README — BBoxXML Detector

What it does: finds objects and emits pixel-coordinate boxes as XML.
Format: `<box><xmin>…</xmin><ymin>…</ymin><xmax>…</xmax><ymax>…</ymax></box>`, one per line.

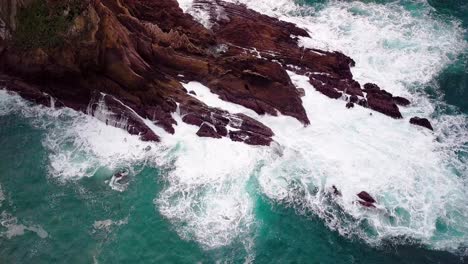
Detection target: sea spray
<box><xmin>0</xmin><ymin>0</ymin><xmax>465</xmax><ymax>259</ymax></box>
<box><xmin>0</xmin><ymin>90</ymin><xmax>163</xmax><ymax>181</ymax></box>
<box><xmin>176</xmin><ymin>74</ymin><xmax>467</xmax><ymax>252</ymax></box>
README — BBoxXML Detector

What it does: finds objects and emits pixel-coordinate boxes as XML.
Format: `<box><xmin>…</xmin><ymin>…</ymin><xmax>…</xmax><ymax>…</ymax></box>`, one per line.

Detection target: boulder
<box><xmin>196</xmin><ymin>123</ymin><xmax>221</xmax><ymax>138</ymax></box>
<box><xmin>410</xmin><ymin>117</ymin><xmax>433</xmax><ymax>131</ymax></box>
<box><xmin>357</xmin><ymin>191</ymin><xmax>376</xmax><ymax>204</ymax></box>
<box><xmin>346</xmin><ymin>102</ymin><xmax>354</xmax><ymax>109</ymax></box>
<box><xmin>393</xmin><ymin>96</ymin><xmax>411</xmax><ymax>106</ymax></box>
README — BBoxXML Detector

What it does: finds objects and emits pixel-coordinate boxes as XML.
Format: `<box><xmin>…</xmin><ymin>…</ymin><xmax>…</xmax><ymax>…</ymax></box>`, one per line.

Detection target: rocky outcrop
<box><xmin>357</xmin><ymin>191</ymin><xmax>376</xmax><ymax>208</ymax></box>
<box><xmin>0</xmin><ymin>0</ymin><xmax>416</xmax><ymax>145</ymax></box>
<box><xmin>410</xmin><ymin>117</ymin><xmax>433</xmax><ymax>131</ymax></box>
<box><xmin>346</xmin><ymin>102</ymin><xmax>354</xmax><ymax>109</ymax></box>
<box><xmin>363</xmin><ymin>83</ymin><xmax>403</xmax><ymax>119</ymax></box>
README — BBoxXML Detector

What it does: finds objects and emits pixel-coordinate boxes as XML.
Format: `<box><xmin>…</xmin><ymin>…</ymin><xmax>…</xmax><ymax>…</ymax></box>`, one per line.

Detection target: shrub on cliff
<box><xmin>14</xmin><ymin>0</ymin><xmax>86</xmax><ymax>49</ymax></box>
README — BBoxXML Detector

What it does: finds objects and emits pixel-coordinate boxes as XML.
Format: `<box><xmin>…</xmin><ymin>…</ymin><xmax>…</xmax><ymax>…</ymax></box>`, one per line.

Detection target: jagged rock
<box><xmin>357</xmin><ymin>191</ymin><xmax>376</xmax><ymax>204</ymax></box>
<box><xmin>363</xmin><ymin>83</ymin><xmax>411</xmax><ymax>118</ymax></box>
<box><xmin>196</xmin><ymin>123</ymin><xmax>221</xmax><ymax>138</ymax></box>
<box><xmin>310</xmin><ymin>76</ymin><xmax>343</xmax><ymax>99</ymax></box>
<box><xmin>229</xmin><ymin>130</ymin><xmax>272</xmax><ymax>146</ymax></box>
<box><xmin>87</xmin><ymin>92</ymin><xmax>161</xmax><ymax>142</ymax></box>
<box><xmin>410</xmin><ymin>117</ymin><xmax>433</xmax><ymax>131</ymax></box>
<box><xmin>393</xmin><ymin>96</ymin><xmax>411</xmax><ymax>106</ymax></box>
<box><xmin>215</xmin><ymin>124</ymin><xmax>228</xmax><ymax>137</ymax></box>
<box><xmin>350</xmin><ymin>95</ymin><xmax>358</xmax><ymax>103</ymax></box>
<box><xmin>367</xmin><ymin>94</ymin><xmax>402</xmax><ymax>119</ymax></box>
<box><xmin>364</xmin><ymin>83</ymin><xmax>402</xmax><ymax>119</ymax></box>
<box><xmin>0</xmin><ymin>0</ymin><xmax>406</xmax><ymax>145</ymax></box>
<box><xmin>358</xmin><ymin>98</ymin><xmax>368</xmax><ymax>107</ymax></box>
<box><xmin>346</xmin><ymin>102</ymin><xmax>354</xmax><ymax>109</ymax></box>
<box><xmin>363</xmin><ymin>83</ymin><xmax>381</xmax><ymax>93</ymax></box>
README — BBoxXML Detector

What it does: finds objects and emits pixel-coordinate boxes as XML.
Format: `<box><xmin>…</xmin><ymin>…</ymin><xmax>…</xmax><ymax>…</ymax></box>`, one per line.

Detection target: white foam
<box><xmin>177</xmin><ymin>0</ymin><xmax>194</xmax><ymax>12</ymax></box>
<box><xmin>156</xmin><ymin>103</ymin><xmax>267</xmax><ymax>250</ymax></box>
<box><xmin>176</xmin><ymin>0</ymin><xmax>213</xmax><ymax>29</ymax></box>
<box><xmin>197</xmin><ymin>0</ymin><xmax>467</xmax><ymax>251</ymax></box>
<box><xmin>0</xmin><ymin>212</ymin><xmax>48</xmax><ymax>239</ymax></box>
<box><xmin>148</xmin><ymin>67</ymin><xmax>465</xmax><ymax>253</ymax></box>
<box><xmin>0</xmin><ymin>185</ymin><xmax>4</xmax><ymax>207</ymax></box>
<box><xmin>0</xmin><ymin>90</ymin><xmax>163</xmax><ymax>181</ymax></box>
<box><xmin>177</xmin><ymin>72</ymin><xmax>468</xmax><ymax>250</ymax></box>
<box><xmin>93</xmin><ymin>217</ymin><xmax>128</xmax><ymax>233</ymax></box>
<box><xmin>1</xmin><ymin>0</ymin><xmax>467</xmax><ymax>254</ymax></box>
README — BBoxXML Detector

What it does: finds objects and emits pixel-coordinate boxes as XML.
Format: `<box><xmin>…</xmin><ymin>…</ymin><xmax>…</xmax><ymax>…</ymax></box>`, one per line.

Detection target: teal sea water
<box><xmin>0</xmin><ymin>0</ymin><xmax>467</xmax><ymax>263</ymax></box>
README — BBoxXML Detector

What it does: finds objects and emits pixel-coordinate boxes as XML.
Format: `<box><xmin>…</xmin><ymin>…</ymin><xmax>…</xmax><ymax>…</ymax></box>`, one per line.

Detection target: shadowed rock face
<box><xmin>410</xmin><ymin>117</ymin><xmax>434</xmax><ymax>131</ymax></box>
<box><xmin>357</xmin><ymin>191</ymin><xmax>376</xmax><ymax>208</ymax></box>
<box><xmin>0</xmin><ymin>0</ymin><xmax>413</xmax><ymax>145</ymax></box>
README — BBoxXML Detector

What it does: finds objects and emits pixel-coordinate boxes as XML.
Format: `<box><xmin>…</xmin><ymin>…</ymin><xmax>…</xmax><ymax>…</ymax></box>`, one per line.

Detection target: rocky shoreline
<box><xmin>0</xmin><ymin>0</ymin><xmax>432</xmax><ymax>146</ymax></box>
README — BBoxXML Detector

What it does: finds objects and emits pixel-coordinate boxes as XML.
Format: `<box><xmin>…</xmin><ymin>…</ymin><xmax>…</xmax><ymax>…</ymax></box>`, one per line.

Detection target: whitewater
<box><xmin>0</xmin><ymin>0</ymin><xmax>467</xmax><ymax>261</ymax></box>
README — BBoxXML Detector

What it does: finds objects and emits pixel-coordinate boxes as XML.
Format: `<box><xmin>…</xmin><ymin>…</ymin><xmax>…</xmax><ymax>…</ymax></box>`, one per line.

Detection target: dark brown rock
<box><xmin>0</xmin><ymin>0</ymin><xmax>404</xmax><ymax>145</ymax></box>
<box><xmin>410</xmin><ymin>117</ymin><xmax>433</xmax><ymax>131</ymax></box>
<box><xmin>364</xmin><ymin>85</ymin><xmax>402</xmax><ymax>119</ymax></box>
<box><xmin>229</xmin><ymin>130</ymin><xmax>272</xmax><ymax>146</ymax></box>
<box><xmin>393</xmin><ymin>96</ymin><xmax>411</xmax><ymax>106</ymax></box>
<box><xmin>215</xmin><ymin>124</ymin><xmax>228</xmax><ymax>137</ymax></box>
<box><xmin>357</xmin><ymin>99</ymin><xmax>368</xmax><ymax>107</ymax></box>
<box><xmin>363</xmin><ymin>83</ymin><xmax>381</xmax><ymax>93</ymax></box>
<box><xmin>357</xmin><ymin>191</ymin><xmax>376</xmax><ymax>204</ymax></box>
<box><xmin>346</xmin><ymin>102</ymin><xmax>354</xmax><ymax>109</ymax></box>
<box><xmin>197</xmin><ymin>123</ymin><xmax>221</xmax><ymax>138</ymax></box>
<box><xmin>87</xmin><ymin>93</ymin><xmax>161</xmax><ymax>142</ymax></box>
<box><xmin>367</xmin><ymin>94</ymin><xmax>402</xmax><ymax>119</ymax></box>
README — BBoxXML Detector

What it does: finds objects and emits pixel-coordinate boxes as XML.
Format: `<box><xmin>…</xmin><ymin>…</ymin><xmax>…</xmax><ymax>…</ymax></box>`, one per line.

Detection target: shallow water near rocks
<box><xmin>0</xmin><ymin>0</ymin><xmax>467</xmax><ymax>263</ymax></box>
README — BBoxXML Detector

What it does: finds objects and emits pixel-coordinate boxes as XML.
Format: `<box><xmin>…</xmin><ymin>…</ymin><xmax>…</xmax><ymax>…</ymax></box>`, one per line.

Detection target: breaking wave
<box><xmin>0</xmin><ymin>0</ymin><xmax>467</xmax><ymax>257</ymax></box>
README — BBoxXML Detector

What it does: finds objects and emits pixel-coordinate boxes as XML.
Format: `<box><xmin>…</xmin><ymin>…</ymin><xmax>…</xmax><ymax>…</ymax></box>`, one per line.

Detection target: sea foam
<box><xmin>0</xmin><ymin>0</ymin><xmax>466</xmax><ymax>254</ymax></box>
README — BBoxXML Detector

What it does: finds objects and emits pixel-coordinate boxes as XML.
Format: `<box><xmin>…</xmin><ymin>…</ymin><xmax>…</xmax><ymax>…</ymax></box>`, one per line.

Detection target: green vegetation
<box><xmin>13</xmin><ymin>0</ymin><xmax>85</xmax><ymax>49</ymax></box>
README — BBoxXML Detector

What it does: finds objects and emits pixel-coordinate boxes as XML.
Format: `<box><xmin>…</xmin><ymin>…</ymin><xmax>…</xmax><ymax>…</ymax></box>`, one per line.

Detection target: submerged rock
<box><xmin>410</xmin><ymin>117</ymin><xmax>433</xmax><ymax>131</ymax></box>
<box><xmin>332</xmin><ymin>185</ymin><xmax>342</xmax><ymax>196</ymax></box>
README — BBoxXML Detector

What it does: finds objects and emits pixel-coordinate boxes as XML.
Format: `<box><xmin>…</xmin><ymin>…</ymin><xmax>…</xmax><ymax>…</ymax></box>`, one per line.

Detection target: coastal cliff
<box><xmin>0</xmin><ymin>0</ymin><xmax>413</xmax><ymax>145</ymax></box>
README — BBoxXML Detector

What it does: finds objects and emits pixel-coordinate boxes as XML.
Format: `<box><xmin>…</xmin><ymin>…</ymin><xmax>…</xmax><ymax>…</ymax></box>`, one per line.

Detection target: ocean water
<box><xmin>0</xmin><ymin>0</ymin><xmax>467</xmax><ymax>263</ymax></box>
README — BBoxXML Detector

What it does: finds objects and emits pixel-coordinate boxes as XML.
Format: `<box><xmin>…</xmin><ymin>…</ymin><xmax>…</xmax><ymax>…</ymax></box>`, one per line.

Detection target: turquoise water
<box><xmin>1</xmin><ymin>0</ymin><xmax>468</xmax><ymax>263</ymax></box>
<box><xmin>0</xmin><ymin>114</ymin><xmax>464</xmax><ymax>263</ymax></box>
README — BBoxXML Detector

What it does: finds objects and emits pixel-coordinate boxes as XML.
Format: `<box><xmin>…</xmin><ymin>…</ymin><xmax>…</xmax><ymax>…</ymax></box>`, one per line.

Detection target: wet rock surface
<box><xmin>410</xmin><ymin>117</ymin><xmax>434</xmax><ymax>131</ymax></box>
<box><xmin>0</xmin><ymin>0</ymin><xmax>415</xmax><ymax>144</ymax></box>
<box><xmin>364</xmin><ymin>83</ymin><xmax>403</xmax><ymax>119</ymax></box>
<box><xmin>357</xmin><ymin>191</ymin><xmax>376</xmax><ymax>208</ymax></box>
